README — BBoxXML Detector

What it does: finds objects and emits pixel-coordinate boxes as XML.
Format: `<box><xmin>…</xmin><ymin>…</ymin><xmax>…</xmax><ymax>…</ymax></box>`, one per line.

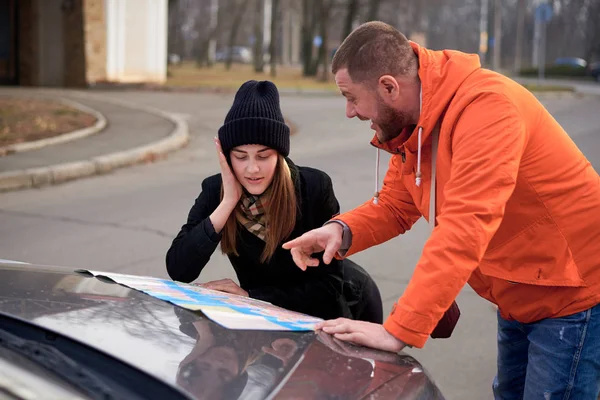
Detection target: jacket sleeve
<box><xmin>334</xmin><ymin>155</ymin><xmax>423</xmax><ymax>257</ymax></box>
<box><xmin>166</xmin><ymin>178</ymin><xmax>222</xmax><ymax>283</ymax></box>
<box><xmin>383</xmin><ymin>93</ymin><xmax>527</xmax><ymax>348</ymax></box>
<box><xmin>249</xmin><ymin>171</ymin><xmax>349</xmax><ymax>320</ymax></box>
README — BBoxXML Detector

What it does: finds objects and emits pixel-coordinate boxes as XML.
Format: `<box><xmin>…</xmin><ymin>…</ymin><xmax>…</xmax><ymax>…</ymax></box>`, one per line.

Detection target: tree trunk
<box><xmin>302</xmin><ymin>0</ymin><xmax>313</xmax><ymax>76</ymax></box>
<box><xmin>269</xmin><ymin>0</ymin><xmax>280</xmax><ymax>76</ymax></box>
<box><xmin>167</xmin><ymin>0</ymin><xmax>180</xmax><ymax>57</ymax></box>
<box><xmin>492</xmin><ymin>0</ymin><xmax>502</xmax><ymax>71</ymax></box>
<box><xmin>207</xmin><ymin>0</ymin><xmax>219</xmax><ymax>67</ymax></box>
<box><xmin>342</xmin><ymin>0</ymin><xmax>359</xmax><ymax>41</ymax></box>
<box><xmin>367</xmin><ymin>0</ymin><xmax>381</xmax><ymax>21</ymax></box>
<box><xmin>308</xmin><ymin>0</ymin><xmax>322</xmax><ymax>76</ymax></box>
<box><xmin>514</xmin><ymin>0</ymin><xmax>525</xmax><ymax>72</ymax></box>
<box><xmin>583</xmin><ymin>0</ymin><xmax>600</xmax><ymax>62</ymax></box>
<box><xmin>317</xmin><ymin>0</ymin><xmax>332</xmax><ymax>81</ymax></box>
<box><xmin>226</xmin><ymin>0</ymin><xmax>252</xmax><ymax>70</ymax></box>
<box><xmin>253</xmin><ymin>0</ymin><xmax>265</xmax><ymax>72</ymax></box>
<box><xmin>196</xmin><ymin>0</ymin><xmax>221</xmax><ymax>68</ymax></box>
<box><xmin>196</xmin><ymin>37</ymin><xmax>210</xmax><ymax>67</ymax></box>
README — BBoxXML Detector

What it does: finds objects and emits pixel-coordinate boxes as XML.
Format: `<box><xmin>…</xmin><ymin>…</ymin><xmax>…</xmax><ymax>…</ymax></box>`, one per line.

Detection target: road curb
<box><xmin>0</xmin><ymin>93</ymin><xmax>190</xmax><ymax>193</ymax></box>
<box><xmin>0</xmin><ymin>95</ymin><xmax>108</xmax><ymax>156</ymax></box>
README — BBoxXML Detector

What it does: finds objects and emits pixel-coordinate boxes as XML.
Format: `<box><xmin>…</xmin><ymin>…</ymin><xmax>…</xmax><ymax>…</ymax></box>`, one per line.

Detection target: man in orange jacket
<box><xmin>283</xmin><ymin>21</ymin><xmax>600</xmax><ymax>399</ymax></box>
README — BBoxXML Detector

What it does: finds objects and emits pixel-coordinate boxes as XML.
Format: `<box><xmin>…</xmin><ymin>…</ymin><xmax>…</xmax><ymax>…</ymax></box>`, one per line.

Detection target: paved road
<box><xmin>1</xmin><ymin>89</ymin><xmax>599</xmax><ymax>399</ymax></box>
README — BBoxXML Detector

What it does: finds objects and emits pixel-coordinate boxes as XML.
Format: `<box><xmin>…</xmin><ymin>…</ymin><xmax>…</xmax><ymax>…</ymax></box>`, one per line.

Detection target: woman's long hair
<box><xmin>220</xmin><ymin>155</ymin><xmax>297</xmax><ymax>263</ymax></box>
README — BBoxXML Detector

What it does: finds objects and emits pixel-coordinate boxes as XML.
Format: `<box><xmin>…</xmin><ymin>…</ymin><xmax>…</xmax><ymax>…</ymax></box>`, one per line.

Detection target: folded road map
<box><xmin>78</xmin><ymin>270</ymin><xmax>322</xmax><ymax>331</ymax></box>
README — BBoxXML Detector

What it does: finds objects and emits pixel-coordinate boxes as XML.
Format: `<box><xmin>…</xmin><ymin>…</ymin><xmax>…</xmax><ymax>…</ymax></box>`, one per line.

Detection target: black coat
<box><xmin>166</xmin><ymin>161</ymin><xmax>353</xmax><ymax>320</ymax></box>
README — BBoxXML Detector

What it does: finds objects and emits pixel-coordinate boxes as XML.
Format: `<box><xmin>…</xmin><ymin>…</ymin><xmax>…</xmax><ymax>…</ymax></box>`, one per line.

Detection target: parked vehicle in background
<box><xmin>168</xmin><ymin>54</ymin><xmax>182</xmax><ymax>66</ymax></box>
<box><xmin>553</xmin><ymin>57</ymin><xmax>588</xmax><ymax>69</ymax></box>
<box><xmin>215</xmin><ymin>46</ymin><xmax>253</xmax><ymax>64</ymax></box>
<box><xmin>520</xmin><ymin>57</ymin><xmax>592</xmax><ymax>79</ymax></box>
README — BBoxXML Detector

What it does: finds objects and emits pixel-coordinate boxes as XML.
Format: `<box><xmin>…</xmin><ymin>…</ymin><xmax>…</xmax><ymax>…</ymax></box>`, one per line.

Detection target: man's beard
<box><xmin>375</xmin><ymin>98</ymin><xmax>412</xmax><ymax>143</ymax></box>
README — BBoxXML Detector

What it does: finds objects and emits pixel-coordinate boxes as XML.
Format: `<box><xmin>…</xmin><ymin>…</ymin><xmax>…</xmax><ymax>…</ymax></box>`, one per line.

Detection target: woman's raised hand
<box><xmin>215</xmin><ymin>137</ymin><xmax>242</xmax><ymax>206</ymax></box>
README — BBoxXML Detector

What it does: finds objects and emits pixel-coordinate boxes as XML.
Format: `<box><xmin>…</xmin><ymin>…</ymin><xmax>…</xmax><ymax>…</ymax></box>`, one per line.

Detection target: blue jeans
<box><xmin>493</xmin><ymin>303</ymin><xmax>600</xmax><ymax>400</ymax></box>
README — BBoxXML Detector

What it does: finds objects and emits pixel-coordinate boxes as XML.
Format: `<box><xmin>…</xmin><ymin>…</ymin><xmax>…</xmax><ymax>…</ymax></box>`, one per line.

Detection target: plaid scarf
<box><xmin>236</xmin><ymin>192</ymin><xmax>269</xmax><ymax>241</ymax></box>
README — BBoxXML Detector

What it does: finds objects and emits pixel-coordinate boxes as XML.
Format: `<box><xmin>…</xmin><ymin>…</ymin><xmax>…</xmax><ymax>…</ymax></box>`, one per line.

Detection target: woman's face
<box><xmin>230</xmin><ymin>144</ymin><xmax>278</xmax><ymax>196</ymax></box>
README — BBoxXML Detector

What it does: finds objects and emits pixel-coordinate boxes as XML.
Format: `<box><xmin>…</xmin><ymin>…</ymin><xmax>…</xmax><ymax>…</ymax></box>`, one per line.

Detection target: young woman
<box><xmin>166</xmin><ymin>80</ymin><xmax>383</xmax><ymax>323</ymax></box>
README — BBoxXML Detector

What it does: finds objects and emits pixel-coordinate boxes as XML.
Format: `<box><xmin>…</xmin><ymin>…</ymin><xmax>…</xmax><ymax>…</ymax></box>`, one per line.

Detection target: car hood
<box><xmin>0</xmin><ymin>262</ymin><xmax>444</xmax><ymax>400</ymax></box>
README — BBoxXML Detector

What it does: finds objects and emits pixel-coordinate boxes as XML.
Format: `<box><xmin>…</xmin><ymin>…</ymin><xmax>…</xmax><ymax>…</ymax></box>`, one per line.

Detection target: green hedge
<box><xmin>520</xmin><ymin>65</ymin><xmax>587</xmax><ymax>77</ymax></box>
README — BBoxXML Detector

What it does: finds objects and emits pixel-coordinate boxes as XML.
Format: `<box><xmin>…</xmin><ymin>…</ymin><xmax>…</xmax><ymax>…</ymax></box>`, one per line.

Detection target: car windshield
<box><xmin>0</xmin><ymin>344</ymin><xmax>91</xmax><ymax>400</ymax></box>
<box><xmin>0</xmin><ymin>312</ymin><xmax>191</xmax><ymax>400</ymax></box>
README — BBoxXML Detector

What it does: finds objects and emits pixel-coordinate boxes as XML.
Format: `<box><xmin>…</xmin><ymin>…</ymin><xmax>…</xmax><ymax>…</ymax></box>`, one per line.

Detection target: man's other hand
<box><xmin>316</xmin><ymin>318</ymin><xmax>407</xmax><ymax>353</ymax></box>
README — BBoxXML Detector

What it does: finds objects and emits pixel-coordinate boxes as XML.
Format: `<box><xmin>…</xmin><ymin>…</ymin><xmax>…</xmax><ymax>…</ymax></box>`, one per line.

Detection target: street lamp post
<box><xmin>479</xmin><ymin>0</ymin><xmax>489</xmax><ymax>66</ymax></box>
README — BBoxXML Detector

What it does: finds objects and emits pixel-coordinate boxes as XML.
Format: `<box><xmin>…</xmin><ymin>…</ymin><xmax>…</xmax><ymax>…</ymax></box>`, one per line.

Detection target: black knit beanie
<box><xmin>218</xmin><ymin>80</ymin><xmax>290</xmax><ymax>157</ymax></box>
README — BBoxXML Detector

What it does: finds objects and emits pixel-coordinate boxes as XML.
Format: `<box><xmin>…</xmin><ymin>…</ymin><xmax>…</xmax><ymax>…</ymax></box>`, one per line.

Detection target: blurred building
<box><xmin>0</xmin><ymin>0</ymin><xmax>168</xmax><ymax>87</ymax></box>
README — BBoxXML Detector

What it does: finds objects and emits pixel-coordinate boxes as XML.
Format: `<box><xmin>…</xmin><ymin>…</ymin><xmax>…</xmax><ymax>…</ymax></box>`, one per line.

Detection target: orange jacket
<box><xmin>335</xmin><ymin>42</ymin><xmax>600</xmax><ymax>348</ymax></box>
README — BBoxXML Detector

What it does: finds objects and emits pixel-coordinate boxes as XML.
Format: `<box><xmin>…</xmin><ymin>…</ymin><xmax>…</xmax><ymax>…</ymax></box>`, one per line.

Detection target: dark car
<box><xmin>588</xmin><ymin>61</ymin><xmax>600</xmax><ymax>82</ymax></box>
<box><xmin>0</xmin><ymin>260</ymin><xmax>445</xmax><ymax>400</ymax></box>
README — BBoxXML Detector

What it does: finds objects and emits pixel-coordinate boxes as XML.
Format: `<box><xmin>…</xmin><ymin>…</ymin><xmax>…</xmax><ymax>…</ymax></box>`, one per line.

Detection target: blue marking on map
<box><xmin>157</xmin><ymin>279</ymin><xmax>316</xmax><ymax>331</ymax></box>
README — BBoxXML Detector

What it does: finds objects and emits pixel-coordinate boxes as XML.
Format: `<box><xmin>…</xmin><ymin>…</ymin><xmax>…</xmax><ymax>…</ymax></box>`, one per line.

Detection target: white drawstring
<box><xmin>415</xmin><ymin>126</ymin><xmax>423</xmax><ymax>187</ymax></box>
<box><xmin>373</xmin><ymin>148</ymin><xmax>380</xmax><ymax>204</ymax></box>
<box><xmin>415</xmin><ymin>87</ymin><xmax>423</xmax><ymax>187</ymax></box>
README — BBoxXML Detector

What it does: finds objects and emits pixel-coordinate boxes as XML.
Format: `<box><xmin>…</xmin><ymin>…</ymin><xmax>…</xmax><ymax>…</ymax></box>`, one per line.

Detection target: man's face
<box><xmin>335</xmin><ymin>68</ymin><xmax>415</xmax><ymax>143</ymax></box>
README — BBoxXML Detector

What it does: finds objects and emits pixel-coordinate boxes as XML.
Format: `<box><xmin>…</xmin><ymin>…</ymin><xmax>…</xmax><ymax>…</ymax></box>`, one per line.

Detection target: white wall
<box><xmin>106</xmin><ymin>0</ymin><xmax>167</xmax><ymax>83</ymax></box>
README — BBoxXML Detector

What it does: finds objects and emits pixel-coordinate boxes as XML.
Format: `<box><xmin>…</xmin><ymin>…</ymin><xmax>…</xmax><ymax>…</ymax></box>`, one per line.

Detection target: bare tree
<box><xmin>421</xmin><ymin>0</ymin><xmax>479</xmax><ymax>52</ymax></box>
<box><xmin>226</xmin><ymin>0</ymin><xmax>253</xmax><ymax>70</ymax></box>
<box><xmin>167</xmin><ymin>0</ymin><xmax>182</xmax><ymax>58</ymax></box>
<box><xmin>269</xmin><ymin>0</ymin><xmax>281</xmax><ymax>76</ymax></box>
<box><xmin>172</xmin><ymin>0</ymin><xmax>597</xmax><ymax>77</ymax></box>
<box><xmin>196</xmin><ymin>1</ymin><xmax>224</xmax><ymax>68</ymax></box>
<box><xmin>342</xmin><ymin>0</ymin><xmax>360</xmax><ymax>40</ymax></box>
<box><xmin>302</xmin><ymin>0</ymin><xmax>319</xmax><ymax>76</ymax></box>
<box><xmin>583</xmin><ymin>0</ymin><xmax>600</xmax><ymax>62</ymax></box>
<box><xmin>208</xmin><ymin>0</ymin><xmax>219</xmax><ymax>65</ymax></box>
<box><xmin>367</xmin><ymin>0</ymin><xmax>381</xmax><ymax>22</ymax></box>
<box><xmin>167</xmin><ymin>0</ymin><xmax>206</xmax><ymax>61</ymax></box>
<box><xmin>492</xmin><ymin>0</ymin><xmax>502</xmax><ymax>71</ymax></box>
<box><xmin>544</xmin><ymin>0</ymin><xmax>588</xmax><ymax>64</ymax></box>
<box><xmin>513</xmin><ymin>0</ymin><xmax>525</xmax><ymax>72</ymax></box>
<box><xmin>316</xmin><ymin>0</ymin><xmax>334</xmax><ymax>81</ymax></box>
<box><xmin>253</xmin><ymin>0</ymin><xmax>265</xmax><ymax>72</ymax></box>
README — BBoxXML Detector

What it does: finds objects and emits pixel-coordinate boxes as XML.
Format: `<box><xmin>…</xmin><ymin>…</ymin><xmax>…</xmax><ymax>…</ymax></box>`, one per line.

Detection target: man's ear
<box><xmin>378</xmin><ymin>75</ymin><xmax>400</xmax><ymax>99</ymax></box>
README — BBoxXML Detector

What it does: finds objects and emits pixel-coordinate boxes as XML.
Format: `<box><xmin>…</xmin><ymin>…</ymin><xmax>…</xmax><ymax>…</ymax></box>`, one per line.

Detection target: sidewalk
<box><xmin>514</xmin><ymin>77</ymin><xmax>600</xmax><ymax>97</ymax></box>
<box><xmin>0</xmin><ymin>88</ymin><xmax>189</xmax><ymax>191</ymax></box>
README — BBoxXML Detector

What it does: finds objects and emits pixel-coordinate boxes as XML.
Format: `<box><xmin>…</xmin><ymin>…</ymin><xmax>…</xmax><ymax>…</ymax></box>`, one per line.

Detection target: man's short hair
<box><xmin>332</xmin><ymin>21</ymin><xmax>417</xmax><ymax>84</ymax></box>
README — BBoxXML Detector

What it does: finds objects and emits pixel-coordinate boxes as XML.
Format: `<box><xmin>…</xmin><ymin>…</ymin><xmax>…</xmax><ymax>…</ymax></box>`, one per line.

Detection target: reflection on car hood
<box><xmin>0</xmin><ymin>262</ymin><xmax>445</xmax><ymax>400</ymax></box>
